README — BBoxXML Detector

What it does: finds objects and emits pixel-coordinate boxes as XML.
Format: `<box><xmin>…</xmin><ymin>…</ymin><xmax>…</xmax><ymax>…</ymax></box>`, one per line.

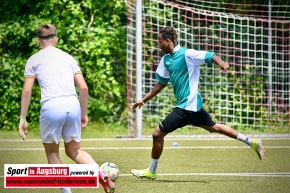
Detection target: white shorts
<box><xmin>40</xmin><ymin>96</ymin><xmax>81</xmax><ymax>144</ymax></box>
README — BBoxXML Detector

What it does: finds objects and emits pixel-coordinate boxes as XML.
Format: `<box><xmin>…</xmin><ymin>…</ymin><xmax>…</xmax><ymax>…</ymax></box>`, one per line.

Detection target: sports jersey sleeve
<box><xmin>156</xmin><ymin>56</ymin><xmax>170</xmax><ymax>85</ymax></box>
<box><xmin>24</xmin><ymin>58</ymin><xmax>36</xmax><ymax>78</ymax></box>
<box><xmin>204</xmin><ymin>52</ymin><xmax>216</xmax><ymax>64</ymax></box>
<box><xmin>71</xmin><ymin>56</ymin><xmax>82</xmax><ymax>74</ymax></box>
<box><xmin>185</xmin><ymin>49</ymin><xmax>216</xmax><ymax>67</ymax></box>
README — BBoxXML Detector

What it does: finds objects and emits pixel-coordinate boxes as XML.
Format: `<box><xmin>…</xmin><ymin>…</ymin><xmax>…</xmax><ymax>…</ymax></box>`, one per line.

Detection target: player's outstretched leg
<box><xmin>131</xmin><ymin>168</ymin><xmax>158</xmax><ymax>180</ymax></box>
<box><xmin>99</xmin><ymin>170</ymin><xmax>116</xmax><ymax>193</ymax></box>
<box><xmin>251</xmin><ymin>139</ymin><xmax>265</xmax><ymax>160</ymax></box>
<box><xmin>202</xmin><ymin>123</ymin><xmax>265</xmax><ymax>160</ymax></box>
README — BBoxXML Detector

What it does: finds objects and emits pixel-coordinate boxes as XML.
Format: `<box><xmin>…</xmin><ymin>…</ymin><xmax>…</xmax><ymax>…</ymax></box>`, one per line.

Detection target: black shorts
<box><xmin>159</xmin><ymin>107</ymin><xmax>216</xmax><ymax>133</ymax></box>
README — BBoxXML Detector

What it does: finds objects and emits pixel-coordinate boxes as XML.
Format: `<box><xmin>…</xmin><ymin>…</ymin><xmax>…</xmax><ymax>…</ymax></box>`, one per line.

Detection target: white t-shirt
<box><xmin>24</xmin><ymin>46</ymin><xmax>81</xmax><ymax>105</ymax></box>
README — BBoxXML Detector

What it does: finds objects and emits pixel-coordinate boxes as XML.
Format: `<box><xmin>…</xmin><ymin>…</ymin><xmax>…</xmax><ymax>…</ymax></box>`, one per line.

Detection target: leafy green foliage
<box><xmin>0</xmin><ymin>0</ymin><xmax>127</xmax><ymax>130</ymax></box>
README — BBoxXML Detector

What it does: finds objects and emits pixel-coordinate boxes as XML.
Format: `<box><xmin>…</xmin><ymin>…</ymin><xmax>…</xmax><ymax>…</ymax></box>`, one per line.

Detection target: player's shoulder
<box><xmin>184</xmin><ymin>48</ymin><xmax>197</xmax><ymax>52</ymax></box>
<box><xmin>26</xmin><ymin>51</ymin><xmax>40</xmax><ymax>65</ymax></box>
<box><xmin>54</xmin><ymin>47</ymin><xmax>72</xmax><ymax>56</ymax></box>
<box><xmin>54</xmin><ymin>47</ymin><xmax>77</xmax><ymax>62</ymax></box>
<box><xmin>185</xmin><ymin>48</ymin><xmax>204</xmax><ymax>56</ymax></box>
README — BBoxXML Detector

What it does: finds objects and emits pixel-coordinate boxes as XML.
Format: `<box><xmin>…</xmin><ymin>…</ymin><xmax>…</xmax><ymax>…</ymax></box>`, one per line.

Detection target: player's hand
<box><xmin>81</xmin><ymin>115</ymin><xmax>89</xmax><ymax>128</ymax></box>
<box><xmin>219</xmin><ymin>62</ymin><xmax>229</xmax><ymax>73</ymax></box>
<box><xmin>19</xmin><ymin>120</ymin><xmax>28</xmax><ymax>140</ymax></box>
<box><xmin>130</xmin><ymin>100</ymin><xmax>145</xmax><ymax>109</ymax></box>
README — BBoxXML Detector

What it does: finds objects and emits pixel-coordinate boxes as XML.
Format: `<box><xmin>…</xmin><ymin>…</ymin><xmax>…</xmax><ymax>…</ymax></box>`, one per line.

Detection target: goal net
<box><xmin>126</xmin><ymin>0</ymin><xmax>290</xmax><ymax>136</ymax></box>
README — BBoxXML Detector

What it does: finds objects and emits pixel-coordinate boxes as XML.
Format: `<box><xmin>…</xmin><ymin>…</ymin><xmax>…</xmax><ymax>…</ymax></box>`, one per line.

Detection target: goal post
<box><xmin>126</xmin><ymin>0</ymin><xmax>290</xmax><ymax>136</ymax></box>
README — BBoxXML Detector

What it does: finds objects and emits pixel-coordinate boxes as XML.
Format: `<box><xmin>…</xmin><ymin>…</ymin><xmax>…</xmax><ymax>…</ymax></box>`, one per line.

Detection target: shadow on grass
<box><xmin>129</xmin><ymin>179</ymin><xmax>209</xmax><ymax>183</ymax></box>
<box><xmin>129</xmin><ymin>178</ymin><xmax>253</xmax><ymax>184</ymax></box>
<box><xmin>155</xmin><ymin>180</ymin><xmax>209</xmax><ymax>183</ymax></box>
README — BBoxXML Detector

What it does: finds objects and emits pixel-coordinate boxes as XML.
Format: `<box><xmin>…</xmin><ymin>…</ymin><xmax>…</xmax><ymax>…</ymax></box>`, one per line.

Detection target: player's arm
<box><xmin>186</xmin><ymin>50</ymin><xmax>229</xmax><ymax>73</ymax></box>
<box><xmin>19</xmin><ymin>77</ymin><xmax>35</xmax><ymax>140</ymax></box>
<box><xmin>74</xmin><ymin>73</ymin><xmax>89</xmax><ymax>127</ymax></box>
<box><xmin>212</xmin><ymin>55</ymin><xmax>229</xmax><ymax>73</ymax></box>
<box><xmin>131</xmin><ymin>82</ymin><xmax>166</xmax><ymax>109</ymax></box>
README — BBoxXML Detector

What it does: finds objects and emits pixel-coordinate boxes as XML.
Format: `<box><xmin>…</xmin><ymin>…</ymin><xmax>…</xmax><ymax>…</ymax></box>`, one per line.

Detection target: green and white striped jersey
<box><xmin>156</xmin><ymin>44</ymin><xmax>215</xmax><ymax>112</ymax></box>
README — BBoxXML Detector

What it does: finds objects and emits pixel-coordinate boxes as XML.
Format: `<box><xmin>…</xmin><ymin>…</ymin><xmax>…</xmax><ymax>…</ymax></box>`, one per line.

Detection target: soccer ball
<box><xmin>100</xmin><ymin>162</ymin><xmax>119</xmax><ymax>182</ymax></box>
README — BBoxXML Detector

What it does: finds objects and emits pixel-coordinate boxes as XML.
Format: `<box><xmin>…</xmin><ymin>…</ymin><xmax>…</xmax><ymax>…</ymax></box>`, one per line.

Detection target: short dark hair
<box><xmin>159</xmin><ymin>26</ymin><xmax>178</xmax><ymax>45</ymax></box>
<box><xmin>36</xmin><ymin>24</ymin><xmax>57</xmax><ymax>39</ymax></box>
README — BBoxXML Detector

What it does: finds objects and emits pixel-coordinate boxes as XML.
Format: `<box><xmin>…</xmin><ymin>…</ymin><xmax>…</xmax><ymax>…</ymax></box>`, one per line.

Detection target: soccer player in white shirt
<box><xmin>131</xmin><ymin>26</ymin><xmax>265</xmax><ymax>180</ymax></box>
<box><xmin>18</xmin><ymin>24</ymin><xmax>115</xmax><ymax>193</ymax></box>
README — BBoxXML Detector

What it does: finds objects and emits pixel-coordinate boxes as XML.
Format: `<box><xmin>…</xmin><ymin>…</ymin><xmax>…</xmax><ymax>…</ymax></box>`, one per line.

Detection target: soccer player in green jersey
<box><xmin>131</xmin><ymin>26</ymin><xmax>265</xmax><ymax>180</ymax></box>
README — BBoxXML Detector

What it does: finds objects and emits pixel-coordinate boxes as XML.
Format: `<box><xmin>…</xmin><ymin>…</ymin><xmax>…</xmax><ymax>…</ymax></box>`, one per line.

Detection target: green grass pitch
<box><xmin>1</xmin><ymin>138</ymin><xmax>290</xmax><ymax>193</ymax></box>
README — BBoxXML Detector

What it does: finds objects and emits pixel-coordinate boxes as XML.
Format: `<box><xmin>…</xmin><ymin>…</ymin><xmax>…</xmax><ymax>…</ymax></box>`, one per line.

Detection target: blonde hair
<box><xmin>159</xmin><ymin>26</ymin><xmax>178</xmax><ymax>45</ymax></box>
<box><xmin>36</xmin><ymin>24</ymin><xmax>57</xmax><ymax>39</ymax></box>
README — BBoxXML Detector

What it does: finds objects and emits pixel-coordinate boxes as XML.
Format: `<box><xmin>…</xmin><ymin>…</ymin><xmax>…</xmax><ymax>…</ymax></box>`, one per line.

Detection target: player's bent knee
<box><xmin>65</xmin><ymin>149</ymin><xmax>73</xmax><ymax>158</ymax></box>
<box><xmin>152</xmin><ymin>129</ymin><xmax>161</xmax><ymax>139</ymax></box>
<box><xmin>65</xmin><ymin>148</ymin><xmax>78</xmax><ymax>160</ymax></box>
<box><xmin>152</xmin><ymin>132</ymin><xmax>160</xmax><ymax>140</ymax></box>
<box><xmin>152</xmin><ymin>127</ymin><xmax>168</xmax><ymax>141</ymax></box>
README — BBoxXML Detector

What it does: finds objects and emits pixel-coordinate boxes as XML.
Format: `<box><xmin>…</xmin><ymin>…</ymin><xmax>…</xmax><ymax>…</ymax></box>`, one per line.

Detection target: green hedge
<box><xmin>0</xmin><ymin>0</ymin><xmax>127</xmax><ymax>130</ymax></box>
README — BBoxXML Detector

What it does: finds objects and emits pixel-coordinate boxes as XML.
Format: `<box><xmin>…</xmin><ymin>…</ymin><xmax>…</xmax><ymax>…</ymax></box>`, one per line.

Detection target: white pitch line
<box><xmin>0</xmin><ymin>136</ymin><xmax>290</xmax><ymax>142</ymax></box>
<box><xmin>1</xmin><ymin>172</ymin><xmax>289</xmax><ymax>178</ymax></box>
<box><xmin>120</xmin><ymin>172</ymin><xmax>290</xmax><ymax>177</ymax></box>
<box><xmin>0</xmin><ymin>146</ymin><xmax>289</xmax><ymax>151</ymax></box>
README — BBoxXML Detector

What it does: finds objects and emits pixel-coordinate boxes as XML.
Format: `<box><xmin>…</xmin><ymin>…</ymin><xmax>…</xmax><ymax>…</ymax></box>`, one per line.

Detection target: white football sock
<box><xmin>61</xmin><ymin>188</ymin><xmax>72</xmax><ymax>193</ymax></box>
<box><xmin>237</xmin><ymin>133</ymin><xmax>252</xmax><ymax>146</ymax></box>
<box><xmin>149</xmin><ymin>158</ymin><xmax>159</xmax><ymax>174</ymax></box>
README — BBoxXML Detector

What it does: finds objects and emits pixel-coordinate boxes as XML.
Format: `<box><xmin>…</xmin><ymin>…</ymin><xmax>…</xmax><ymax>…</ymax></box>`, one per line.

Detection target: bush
<box><xmin>0</xmin><ymin>0</ymin><xmax>127</xmax><ymax>130</ymax></box>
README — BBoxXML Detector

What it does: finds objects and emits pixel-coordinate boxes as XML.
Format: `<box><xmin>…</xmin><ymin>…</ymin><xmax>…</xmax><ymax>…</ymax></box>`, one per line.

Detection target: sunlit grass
<box><xmin>1</xmin><ymin>139</ymin><xmax>290</xmax><ymax>193</ymax></box>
